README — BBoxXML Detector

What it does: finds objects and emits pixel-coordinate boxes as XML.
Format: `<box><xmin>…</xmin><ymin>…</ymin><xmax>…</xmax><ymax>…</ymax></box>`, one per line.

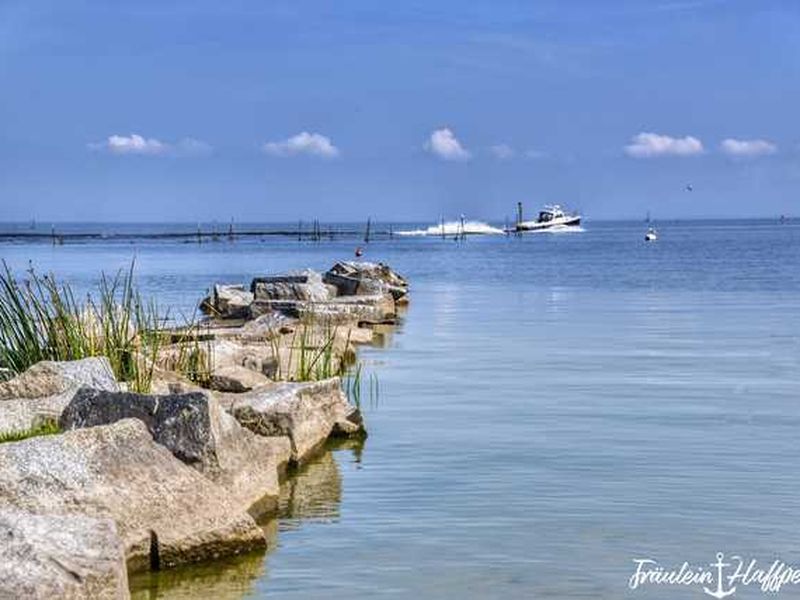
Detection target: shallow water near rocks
<box><xmin>2</xmin><ymin>220</ymin><xmax>800</xmax><ymax>599</ymax></box>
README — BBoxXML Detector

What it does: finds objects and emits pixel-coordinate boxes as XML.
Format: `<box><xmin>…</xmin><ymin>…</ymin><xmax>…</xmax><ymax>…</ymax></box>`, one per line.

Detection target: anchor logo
<box><xmin>703</xmin><ymin>552</ymin><xmax>737</xmax><ymax>599</ymax></box>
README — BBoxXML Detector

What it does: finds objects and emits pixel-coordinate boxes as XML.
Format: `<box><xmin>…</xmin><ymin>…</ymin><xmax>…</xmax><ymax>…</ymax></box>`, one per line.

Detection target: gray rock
<box><xmin>59</xmin><ymin>388</ymin><xmax>291</xmax><ymax>517</ymax></box>
<box><xmin>0</xmin><ymin>419</ymin><xmax>267</xmax><ymax>572</ymax></box>
<box><xmin>251</xmin><ymin>270</ymin><xmax>333</xmax><ymax>303</ymax></box>
<box><xmin>0</xmin><ymin>508</ymin><xmax>129</xmax><ymax>600</ymax></box>
<box><xmin>209</xmin><ymin>365</ymin><xmax>273</xmax><ymax>393</ymax></box>
<box><xmin>251</xmin><ymin>294</ymin><xmax>396</xmax><ymax>324</ymax></box>
<box><xmin>0</xmin><ymin>358</ymin><xmax>119</xmax><ymax>436</ymax></box>
<box><xmin>209</xmin><ymin>338</ymin><xmax>279</xmax><ymax>379</ymax></box>
<box><xmin>0</xmin><ymin>357</ymin><xmax>118</xmax><ymax>401</ymax></box>
<box><xmin>326</xmin><ymin>261</ymin><xmax>408</xmax><ymax>300</ymax></box>
<box><xmin>200</xmin><ymin>284</ymin><xmax>254</xmax><ymax>319</ymax></box>
<box><xmin>228</xmin><ymin>378</ymin><xmax>364</xmax><ymax>463</ymax></box>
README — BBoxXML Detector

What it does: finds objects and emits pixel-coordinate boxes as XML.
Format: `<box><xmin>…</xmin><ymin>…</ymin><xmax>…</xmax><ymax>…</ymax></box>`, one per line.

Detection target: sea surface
<box><xmin>1</xmin><ymin>219</ymin><xmax>799</xmax><ymax>599</ymax></box>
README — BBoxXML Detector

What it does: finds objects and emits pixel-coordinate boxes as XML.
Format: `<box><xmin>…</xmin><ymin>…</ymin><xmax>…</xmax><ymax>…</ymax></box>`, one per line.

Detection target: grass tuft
<box><xmin>0</xmin><ymin>260</ymin><xmax>183</xmax><ymax>392</ymax></box>
<box><xmin>0</xmin><ymin>420</ymin><xmax>60</xmax><ymax>444</ymax></box>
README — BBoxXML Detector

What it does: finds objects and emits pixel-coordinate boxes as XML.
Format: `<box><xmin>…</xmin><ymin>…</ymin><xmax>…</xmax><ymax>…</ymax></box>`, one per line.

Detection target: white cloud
<box><xmin>92</xmin><ymin>133</ymin><xmax>167</xmax><ymax>155</ymax></box>
<box><xmin>89</xmin><ymin>133</ymin><xmax>212</xmax><ymax>157</ymax></box>
<box><xmin>624</xmin><ymin>132</ymin><xmax>704</xmax><ymax>158</ymax></box>
<box><xmin>425</xmin><ymin>128</ymin><xmax>471</xmax><ymax>161</ymax></box>
<box><xmin>489</xmin><ymin>144</ymin><xmax>515</xmax><ymax>160</ymax></box>
<box><xmin>720</xmin><ymin>138</ymin><xmax>777</xmax><ymax>158</ymax></box>
<box><xmin>262</xmin><ymin>132</ymin><xmax>340</xmax><ymax>158</ymax></box>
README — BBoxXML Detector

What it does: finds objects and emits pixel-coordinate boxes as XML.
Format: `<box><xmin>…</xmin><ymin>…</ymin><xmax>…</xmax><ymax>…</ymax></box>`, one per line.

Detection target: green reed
<box><xmin>0</xmin><ymin>261</ymin><xmax>165</xmax><ymax>392</ymax></box>
<box><xmin>342</xmin><ymin>362</ymin><xmax>380</xmax><ymax>410</ymax></box>
<box><xmin>269</xmin><ymin>311</ymin><xmax>354</xmax><ymax>382</ymax></box>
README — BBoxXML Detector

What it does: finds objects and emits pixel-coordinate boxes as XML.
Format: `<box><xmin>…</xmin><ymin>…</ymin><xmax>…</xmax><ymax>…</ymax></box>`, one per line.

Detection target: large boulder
<box><xmin>0</xmin><ymin>358</ymin><xmax>119</xmax><ymax>435</ymax></box>
<box><xmin>228</xmin><ymin>378</ymin><xmax>364</xmax><ymax>464</ymax></box>
<box><xmin>0</xmin><ymin>508</ymin><xmax>129</xmax><ymax>600</ymax></box>
<box><xmin>199</xmin><ymin>284</ymin><xmax>254</xmax><ymax>319</ymax></box>
<box><xmin>0</xmin><ymin>357</ymin><xmax>118</xmax><ymax>401</ymax></box>
<box><xmin>59</xmin><ymin>388</ymin><xmax>291</xmax><ymax>516</ymax></box>
<box><xmin>0</xmin><ymin>419</ymin><xmax>267</xmax><ymax>572</ymax></box>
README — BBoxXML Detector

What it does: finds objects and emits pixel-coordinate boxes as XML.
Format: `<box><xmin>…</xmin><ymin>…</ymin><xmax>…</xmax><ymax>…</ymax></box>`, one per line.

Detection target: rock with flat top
<box><xmin>59</xmin><ymin>388</ymin><xmax>291</xmax><ymax>516</ymax></box>
<box><xmin>200</xmin><ymin>284</ymin><xmax>254</xmax><ymax>319</ymax></box>
<box><xmin>0</xmin><ymin>508</ymin><xmax>129</xmax><ymax>600</ymax></box>
<box><xmin>228</xmin><ymin>378</ymin><xmax>364</xmax><ymax>463</ymax></box>
<box><xmin>251</xmin><ymin>270</ymin><xmax>333</xmax><ymax>303</ymax></box>
<box><xmin>209</xmin><ymin>365</ymin><xmax>273</xmax><ymax>393</ymax></box>
<box><xmin>0</xmin><ymin>419</ymin><xmax>266</xmax><ymax>572</ymax></box>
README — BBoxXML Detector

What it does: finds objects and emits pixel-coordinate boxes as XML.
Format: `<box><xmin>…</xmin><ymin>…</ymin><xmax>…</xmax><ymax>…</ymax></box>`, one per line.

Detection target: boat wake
<box><xmin>396</xmin><ymin>221</ymin><xmax>505</xmax><ymax>236</ymax></box>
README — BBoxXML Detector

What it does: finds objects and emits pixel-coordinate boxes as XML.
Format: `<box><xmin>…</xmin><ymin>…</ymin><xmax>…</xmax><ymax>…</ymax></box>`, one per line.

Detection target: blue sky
<box><xmin>1</xmin><ymin>0</ymin><xmax>799</xmax><ymax>221</ymax></box>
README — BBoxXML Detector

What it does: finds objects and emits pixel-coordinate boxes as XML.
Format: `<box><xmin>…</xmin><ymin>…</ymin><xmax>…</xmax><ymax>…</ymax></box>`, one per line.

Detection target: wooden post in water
<box><xmin>228</xmin><ymin>218</ymin><xmax>234</xmax><ymax>242</ymax></box>
<box><xmin>196</xmin><ymin>224</ymin><xmax>202</xmax><ymax>244</ymax></box>
<box><xmin>298</xmin><ymin>220</ymin><xmax>303</xmax><ymax>242</ymax></box>
<box><xmin>364</xmin><ymin>218</ymin><xmax>371</xmax><ymax>243</ymax></box>
<box><xmin>51</xmin><ymin>225</ymin><xmax>56</xmax><ymax>246</ymax></box>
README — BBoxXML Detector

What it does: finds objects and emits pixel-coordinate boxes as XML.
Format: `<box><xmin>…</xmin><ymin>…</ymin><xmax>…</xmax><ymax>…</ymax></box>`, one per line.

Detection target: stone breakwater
<box><xmin>0</xmin><ymin>261</ymin><xmax>408</xmax><ymax>599</ymax></box>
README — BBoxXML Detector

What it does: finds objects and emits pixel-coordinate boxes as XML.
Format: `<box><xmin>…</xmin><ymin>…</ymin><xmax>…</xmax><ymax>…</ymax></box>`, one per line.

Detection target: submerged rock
<box><xmin>0</xmin><ymin>419</ymin><xmax>267</xmax><ymax>572</ymax></box>
<box><xmin>0</xmin><ymin>358</ymin><xmax>119</xmax><ymax>435</ymax></box>
<box><xmin>228</xmin><ymin>378</ymin><xmax>364</xmax><ymax>464</ymax></box>
<box><xmin>59</xmin><ymin>388</ymin><xmax>291</xmax><ymax>516</ymax></box>
<box><xmin>0</xmin><ymin>508</ymin><xmax>129</xmax><ymax>600</ymax></box>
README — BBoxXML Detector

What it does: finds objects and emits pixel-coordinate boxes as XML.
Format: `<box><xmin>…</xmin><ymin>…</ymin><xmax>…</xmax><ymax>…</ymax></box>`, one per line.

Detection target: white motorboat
<box><xmin>644</xmin><ymin>227</ymin><xmax>658</xmax><ymax>242</ymax></box>
<box><xmin>515</xmin><ymin>204</ymin><xmax>581</xmax><ymax>232</ymax></box>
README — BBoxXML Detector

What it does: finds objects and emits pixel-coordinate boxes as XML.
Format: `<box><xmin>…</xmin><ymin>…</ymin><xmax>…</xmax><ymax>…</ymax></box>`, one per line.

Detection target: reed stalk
<box><xmin>0</xmin><ymin>261</ymin><xmax>169</xmax><ymax>392</ymax></box>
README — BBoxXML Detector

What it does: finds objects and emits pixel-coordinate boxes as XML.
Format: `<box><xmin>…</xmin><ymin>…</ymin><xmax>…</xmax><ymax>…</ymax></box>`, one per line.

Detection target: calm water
<box><xmin>2</xmin><ymin>220</ymin><xmax>800</xmax><ymax>599</ymax></box>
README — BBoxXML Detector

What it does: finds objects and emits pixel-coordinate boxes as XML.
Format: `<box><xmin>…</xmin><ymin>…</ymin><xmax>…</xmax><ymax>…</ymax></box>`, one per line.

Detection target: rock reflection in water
<box><xmin>128</xmin><ymin>550</ymin><xmax>267</xmax><ymax>600</ymax></box>
<box><xmin>275</xmin><ymin>438</ymin><xmax>362</xmax><ymax>528</ymax></box>
<box><xmin>128</xmin><ymin>438</ymin><xmax>363</xmax><ymax>599</ymax></box>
